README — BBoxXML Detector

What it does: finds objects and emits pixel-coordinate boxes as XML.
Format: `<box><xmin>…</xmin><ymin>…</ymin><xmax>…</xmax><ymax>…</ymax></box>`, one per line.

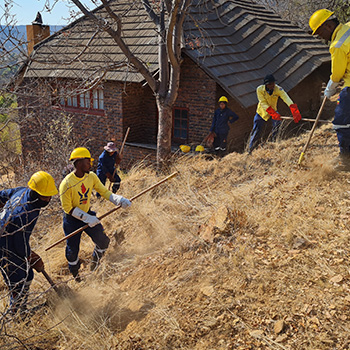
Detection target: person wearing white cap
<box><xmin>96</xmin><ymin>142</ymin><xmax>122</xmax><ymax>195</ymax></box>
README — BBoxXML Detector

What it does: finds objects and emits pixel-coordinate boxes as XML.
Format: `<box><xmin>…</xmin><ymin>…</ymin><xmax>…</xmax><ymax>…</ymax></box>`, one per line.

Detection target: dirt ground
<box><xmin>1</xmin><ymin>122</ymin><xmax>350</xmax><ymax>349</ymax></box>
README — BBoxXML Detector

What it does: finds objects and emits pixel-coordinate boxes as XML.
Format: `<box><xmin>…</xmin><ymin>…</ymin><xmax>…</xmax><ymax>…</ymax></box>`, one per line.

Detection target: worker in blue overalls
<box><xmin>309</xmin><ymin>9</ymin><xmax>350</xmax><ymax>170</ymax></box>
<box><xmin>96</xmin><ymin>142</ymin><xmax>122</xmax><ymax>195</ymax></box>
<box><xmin>207</xmin><ymin>96</ymin><xmax>239</xmax><ymax>154</ymax></box>
<box><xmin>0</xmin><ymin>171</ymin><xmax>58</xmax><ymax>315</ymax></box>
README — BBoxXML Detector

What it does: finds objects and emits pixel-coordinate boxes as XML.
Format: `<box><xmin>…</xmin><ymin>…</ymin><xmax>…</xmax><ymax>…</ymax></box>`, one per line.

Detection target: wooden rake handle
<box><xmin>109</xmin><ymin>127</ymin><xmax>130</xmax><ymax>190</ymax></box>
<box><xmin>46</xmin><ymin>171</ymin><xmax>178</xmax><ymax>251</ymax></box>
<box><xmin>298</xmin><ymin>96</ymin><xmax>327</xmax><ymax>165</ymax></box>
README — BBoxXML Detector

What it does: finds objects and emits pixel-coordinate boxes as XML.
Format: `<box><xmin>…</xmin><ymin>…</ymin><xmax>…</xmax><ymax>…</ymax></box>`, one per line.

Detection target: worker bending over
<box><xmin>0</xmin><ymin>171</ymin><xmax>58</xmax><ymax>315</ymax></box>
<box><xmin>309</xmin><ymin>9</ymin><xmax>350</xmax><ymax>170</ymax></box>
<box><xmin>96</xmin><ymin>142</ymin><xmax>122</xmax><ymax>194</ymax></box>
<box><xmin>248</xmin><ymin>74</ymin><xmax>302</xmax><ymax>152</ymax></box>
<box><xmin>59</xmin><ymin>147</ymin><xmax>131</xmax><ymax>282</ymax></box>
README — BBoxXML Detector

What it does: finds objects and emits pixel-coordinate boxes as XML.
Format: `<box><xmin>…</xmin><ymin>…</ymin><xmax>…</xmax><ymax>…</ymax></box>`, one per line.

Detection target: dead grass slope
<box><xmin>2</xmin><ymin>123</ymin><xmax>350</xmax><ymax>350</ymax></box>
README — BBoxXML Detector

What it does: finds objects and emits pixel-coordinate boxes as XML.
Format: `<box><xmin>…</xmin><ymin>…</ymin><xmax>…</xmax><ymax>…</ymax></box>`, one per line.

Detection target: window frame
<box><xmin>172</xmin><ymin>107</ymin><xmax>189</xmax><ymax>143</ymax></box>
<box><xmin>53</xmin><ymin>84</ymin><xmax>105</xmax><ymax>115</ymax></box>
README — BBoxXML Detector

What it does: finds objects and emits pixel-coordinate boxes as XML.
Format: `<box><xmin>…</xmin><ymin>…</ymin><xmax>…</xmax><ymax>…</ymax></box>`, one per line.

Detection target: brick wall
<box><xmin>121</xmin><ymin>144</ymin><xmax>157</xmax><ymax>169</ymax></box>
<box><xmin>19</xmin><ymin>79</ymin><xmax>124</xmax><ymax>163</ymax></box>
<box><xmin>175</xmin><ymin>56</ymin><xmax>217</xmax><ymax>145</ymax></box>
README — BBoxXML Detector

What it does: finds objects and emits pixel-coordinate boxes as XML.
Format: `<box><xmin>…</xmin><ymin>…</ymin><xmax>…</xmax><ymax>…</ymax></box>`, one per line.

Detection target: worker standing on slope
<box><xmin>59</xmin><ymin>147</ymin><xmax>131</xmax><ymax>282</ymax></box>
<box><xmin>206</xmin><ymin>96</ymin><xmax>239</xmax><ymax>155</ymax></box>
<box><xmin>0</xmin><ymin>171</ymin><xmax>58</xmax><ymax>315</ymax></box>
<box><xmin>309</xmin><ymin>9</ymin><xmax>350</xmax><ymax>170</ymax></box>
<box><xmin>96</xmin><ymin>142</ymin><xmax>122</xmax><ymax>196</ymax></box>
<box><xmin>248</xmin><ymin>74</ymin><xmax>302</xmax><ymax>153</ymax></box>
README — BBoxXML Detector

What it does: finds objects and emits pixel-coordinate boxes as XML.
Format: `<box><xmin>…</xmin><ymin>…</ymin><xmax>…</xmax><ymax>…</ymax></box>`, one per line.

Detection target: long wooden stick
<box><xmin>298</xmin><ymin>96</ymin><xmax>327</xmax><ymax>165</ymax></box>
<box><xmin>46</xmin><ymin>171</ymin><xmax>178</xmax><ymax>251</ymax></box>
<box><xmin>281</xmin><ymin>116</ymin><xmax>330</xmax><ymax>123</ymax></box>
<box><xmin>109</xmin><ymin>127</ymin><xmax>130</xmax><ymax>190</ymax></box>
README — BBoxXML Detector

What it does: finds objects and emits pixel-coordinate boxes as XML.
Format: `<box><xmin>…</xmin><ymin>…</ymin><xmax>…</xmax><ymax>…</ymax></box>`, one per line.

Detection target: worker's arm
<box><xmin>277</xmin><ymin>87</ymin><xmax>293</xmax><ymax>107</ymax></box>
<box><xmin>228</xmin><ymin>110</ymin><xmax>239</xmax><ymax>124</ymax></box>
<box><xmin>92</xmin><ymin>172</ymin><xmax>112</xmax><ymax>200</ymax></box>
<box><xmin>276</xmin><ymin>88</ymin><xmax>301</xmax><ymax>123</ymax></box>
<box><xmin>324</xmin><ymin>47</ymin><xmax>348</xmax><ymax>98</ymax></box>
<box><xmin>59</xmin><ymin>180</ymin><xmax>74</xmax><ymax>214</ymax></box>
<box><xmin>330</xmin><ymin>47</ymin><xmax>347</xmax><ymax>83</ymax></box>
<box><xmin>115</xmin><ymin>153</ymin><xmax>122</xmax><ymax>167</ymax></box>
<box><xmin>0</xmin><ymin>188</ymin><xmax>19</xmax><ymax>208</ymax></box>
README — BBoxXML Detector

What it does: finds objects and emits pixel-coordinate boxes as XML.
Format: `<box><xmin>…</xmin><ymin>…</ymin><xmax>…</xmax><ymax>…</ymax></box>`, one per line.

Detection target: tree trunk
<box><xmin>156</xmin><ymin>99</ymin><xmax>172</xmax><ymax>166</ymax></box>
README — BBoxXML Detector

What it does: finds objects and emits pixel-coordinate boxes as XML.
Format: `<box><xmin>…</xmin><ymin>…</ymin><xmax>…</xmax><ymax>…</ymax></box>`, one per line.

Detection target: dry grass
<box><xmin>2</xmin><ymin>123</ymin><xmax>350</xmax><ymax>349</ymax></box>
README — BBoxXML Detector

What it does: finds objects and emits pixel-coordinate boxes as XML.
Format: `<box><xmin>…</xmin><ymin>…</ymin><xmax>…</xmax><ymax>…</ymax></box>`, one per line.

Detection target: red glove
<box><xmin>266</xmin><ymin>107</ymin><xmax>281</xmax><ymax>121</ymax></box>
<box><xmin>29</xmin><ymin>251</ymin><xmax>44</xmax><ymax>272</ymax></box>
<box><xmin>289</xmin><ymin>104</ymin><xmax>301</xmax><ymax>123</ymax></box>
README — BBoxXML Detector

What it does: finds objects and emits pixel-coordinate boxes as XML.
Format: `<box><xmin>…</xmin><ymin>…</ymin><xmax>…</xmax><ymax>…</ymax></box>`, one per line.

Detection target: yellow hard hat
<box><xmin>28</xmin><ymin>171</ymin><xmax>58</xmax><ymax>196</ymax></box>
<box><xmin>218</xmin><ymin>96</ymin><xmax>228</xmax><ymax>103</ymax></box>
<box><xmin>195</xmin><ymin>145</ymin><xmax>204</xmax><ymax>152</ymax></box>
<box><xmin>309</xmin><ymin>9</ymin><xmax>334</xmax><ymax>35</ymax></box>
<box><xmin>180</xmin><ymin>145</ymin><xmax>191</xmax><ymax>153</ymax></box>
<box><xmin>69</xmin><ymin>147</ymin><xmax>94</xmax><ymax>161</ymax></box>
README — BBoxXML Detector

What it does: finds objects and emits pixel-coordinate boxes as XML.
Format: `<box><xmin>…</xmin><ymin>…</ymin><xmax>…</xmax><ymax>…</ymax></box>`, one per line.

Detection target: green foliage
<box><xmin>0</xmin><ymin>94</ymin><xmax>17</xmax><ymax>122</ymax></box>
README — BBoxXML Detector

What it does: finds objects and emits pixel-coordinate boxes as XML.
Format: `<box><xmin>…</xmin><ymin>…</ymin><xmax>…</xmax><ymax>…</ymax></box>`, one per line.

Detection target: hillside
<box><xmin>1</xmin><ymin>122</ymin><xmax>350</xmax><ymax>350</ymax></box>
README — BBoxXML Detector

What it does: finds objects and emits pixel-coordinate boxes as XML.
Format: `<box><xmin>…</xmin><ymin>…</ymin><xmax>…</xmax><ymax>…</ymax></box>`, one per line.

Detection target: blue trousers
<box><xmin>249</xmin><ymin>113</ymin><xmax>281</xmax><ymax>151</ymax></box>
<box><xmin>63</xmin><ymin>211</ymin><xmax>110</xmax><ymax>273</ymax></box>
<box><xmin>213</xmin><ymin>133</ymin><xmax>228</xmax><ymax>151</ymax></box>
<box><xmin>0</xmin><ymin>252</ymin><xmax>33</xmax><ymax>312</ymax></box>
<box><xmin>334</xmin><ymin>87</ymin><xmax>350</xmax><ymax>154</ymax></box>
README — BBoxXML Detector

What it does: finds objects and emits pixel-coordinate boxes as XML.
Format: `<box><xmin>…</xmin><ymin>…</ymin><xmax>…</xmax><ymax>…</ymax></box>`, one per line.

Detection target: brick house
<box><xmin>17</xmin><ymin>0</ymin><xmax>330</xmax><ymax>168</ymax></box>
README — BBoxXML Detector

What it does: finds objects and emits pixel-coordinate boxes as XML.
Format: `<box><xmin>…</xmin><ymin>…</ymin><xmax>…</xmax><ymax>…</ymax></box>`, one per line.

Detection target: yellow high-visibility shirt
<box><xmin>329</xmin><ymin>23</ymin><xmax>350</xmax><ymax>87</ymax></box>
<box><xmin>256</xmin><ymin>84</ymin><xmax>294</xmax><ymax>121</ymax></box>
<box><xmin>59</xmin><ymin>171</ymin><xmax>112</xmax><ymax>214</ymax></box>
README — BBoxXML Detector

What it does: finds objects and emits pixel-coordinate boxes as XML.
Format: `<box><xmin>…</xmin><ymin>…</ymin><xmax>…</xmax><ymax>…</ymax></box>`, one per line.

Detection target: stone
<box><xmin>198</xmin><ymin>206</ymin><xmax>246</xmax><ymax>243</ymax></box>
<box><xmin>274</xmin><ymin>320</ymin><xmax>284</xmax><ymax>334</ymax></box>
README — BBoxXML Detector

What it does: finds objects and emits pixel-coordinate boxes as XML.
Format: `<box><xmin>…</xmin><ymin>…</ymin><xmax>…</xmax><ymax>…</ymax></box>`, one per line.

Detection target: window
<box><xmin>56</xmin><ymin>86</ymin><xmax>104</xmax><ymax>111</ymax></box>
<box><xmin>173</xmin><ymin>107</ymin><xmax>189</xmax><ymax>142</ymax></box>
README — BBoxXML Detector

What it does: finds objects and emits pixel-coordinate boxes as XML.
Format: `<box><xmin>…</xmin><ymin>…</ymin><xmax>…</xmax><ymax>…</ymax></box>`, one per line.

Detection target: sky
<box><xmin>0</xmin><ymin>0</ymin><xmax>95</xmax><ymax>25</ymax></box>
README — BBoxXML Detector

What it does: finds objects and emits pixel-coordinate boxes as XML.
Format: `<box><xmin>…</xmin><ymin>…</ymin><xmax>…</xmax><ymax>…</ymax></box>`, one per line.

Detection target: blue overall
<box><xmin>0</xmin><ymin>187</ymin><xmax>41</xmax><ymax>312</ymax></box>
<box><xmin>63</xmin><ymin>211</ymin><xmax>110</xmax><ymax>274</ymax></box>
<box><xmin>333</xmin><ymin>87</ymin><xmax>350</xmax><ymax>154</ymax></box>
<box><xmin>210</xmin><ymin>107</ymin><xmax>239</xmax><ymax>151</ymax></box>
<box><xmin>249</xmin><ymin>113</ymin><xmax>281</xmax><ymax>151</ymax></box>
<box><xmin>96</xmin><ymin>150</ymin><xmax>121</xmax><ymax>193</ymax></box>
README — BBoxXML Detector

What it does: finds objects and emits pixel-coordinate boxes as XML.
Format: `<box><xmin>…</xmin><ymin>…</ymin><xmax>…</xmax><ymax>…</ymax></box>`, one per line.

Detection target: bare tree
<box><xmin>62</xmin><ymin>0</ymin><xmax>192</xmax><ymax>167</ymax></box>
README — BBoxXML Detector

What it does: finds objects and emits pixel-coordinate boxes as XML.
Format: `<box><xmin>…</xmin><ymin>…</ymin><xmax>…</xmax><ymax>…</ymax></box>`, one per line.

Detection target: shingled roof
<box><xmin>23</xmin><ymin>0</ymin><xmax>330</xmax><ymax>108</ymax></box>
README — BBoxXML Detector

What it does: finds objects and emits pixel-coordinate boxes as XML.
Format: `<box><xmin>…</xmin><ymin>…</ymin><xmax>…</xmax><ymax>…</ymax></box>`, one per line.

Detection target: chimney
<box><xmin>26</xmin><ymin>12</ymin><xmax>50</xmax><ymax>55</ymax></box>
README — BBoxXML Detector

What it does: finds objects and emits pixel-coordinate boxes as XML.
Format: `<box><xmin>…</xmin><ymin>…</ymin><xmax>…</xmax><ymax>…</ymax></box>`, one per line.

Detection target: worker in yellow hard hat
<box><xmin>248</xmin><ymin>74</ymin><xmax>302</xmax><ymax>153</ymax></box>
<box><xmin>205</xmin><ymin>96</ymin><xmax>239</xmax><ymax>155</ymax></box>
<box><xmin>309</xmin><ymin>9</ymin><xmax>350</xmax><ymax>169</ymax></box>
<box><xmin>0</xmin><ymin>171</ymin><xmax>58</xmax><ymax>316</ymax></box>
<box><xmin>59</xmin><ymin>147</ymin><xmax>132</xmax><ymax>281</ymax></box>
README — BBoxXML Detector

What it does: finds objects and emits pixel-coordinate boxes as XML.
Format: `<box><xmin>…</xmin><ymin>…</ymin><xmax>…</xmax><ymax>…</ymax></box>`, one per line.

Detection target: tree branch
<box><xmin>101</xmin><ymin>0</ymin><xmax>122</xmax><ymax>36</ymax></box>
<box><xmin>71</xmin><ymin>0</ymin><xmax>157</xmax><ymax>92</ymax></box>
<box><xmin>164</xmin><ymin>0</ymin><xmax>172</xmax><ymax>13</ymax></box>
<box><xmin>166</xmin><ymin>0</ymin><xmax>181</xmax><ymax>70</ymax></box>
<box><xmin>142</xmin><ymin>0</ymin><xmax>160</xmax><ymax>26</ymax></box>
<box><xmin>158</xmin><ymin>1</ymin><xmax>169</xmax><ymax>97</ymax></box>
